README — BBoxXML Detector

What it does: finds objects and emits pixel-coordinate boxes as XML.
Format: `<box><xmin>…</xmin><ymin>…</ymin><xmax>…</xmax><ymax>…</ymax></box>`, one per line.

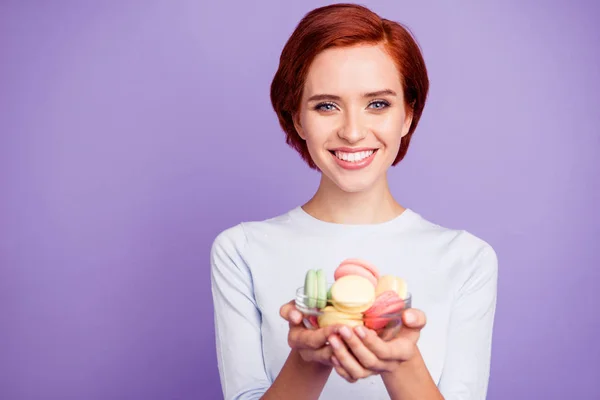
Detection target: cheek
<box><xmin>303</xmin><ymin>116</ymin><xmax>337</xmax><ymax>146</ymax></box>
<box><xmin>300</xmin><ymin>120</ymin><xmax>328</xmax><ymax>165</ymax></box>
<box><xmin>374</xmin><ymin>115</ymin><xmax>405</xmax><ymax>144</ymax></box>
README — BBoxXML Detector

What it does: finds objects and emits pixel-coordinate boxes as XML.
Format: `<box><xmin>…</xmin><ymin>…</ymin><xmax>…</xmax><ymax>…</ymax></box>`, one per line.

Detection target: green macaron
<box><xmin>316</xmin><ymin>269</ymin><xmax>327</xmax><ymax>309</ymax></box>
<box><xmin>304</xmin><ymin>269</ymin><xmax>317</xmax><ymax>308</ymax></box>
<box><xmin>304</xmin><ymin>268</ymin><xmax>328</xmax><ymax>309</ymax></box>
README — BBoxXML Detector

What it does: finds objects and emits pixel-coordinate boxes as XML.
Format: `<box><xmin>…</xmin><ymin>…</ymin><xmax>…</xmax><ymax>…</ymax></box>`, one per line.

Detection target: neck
<box><xmin>302</xmin><ymin>173</ymin><xmax>405</xmax><ymax>224</ymax></box>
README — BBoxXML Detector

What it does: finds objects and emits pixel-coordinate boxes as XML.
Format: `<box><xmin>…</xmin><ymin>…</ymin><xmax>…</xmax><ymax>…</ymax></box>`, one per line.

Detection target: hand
<box><xmin>328</xmin><ymin>308</ymin><xmax>427</xmax><ymax>382</ymax></box>
<box><xmin>279</xmin><ymin>300</ymin><xmax>338</xmax><ymax>367</ymax></box>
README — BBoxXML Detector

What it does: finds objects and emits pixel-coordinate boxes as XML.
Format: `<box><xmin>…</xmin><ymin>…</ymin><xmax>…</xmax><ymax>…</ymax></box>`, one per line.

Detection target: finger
<box><xmin>328</xmin><ymin>334</ymin><xmax>368</xmax><ymax>381</ymax></box>
<box><xmin>402</xmin><ymin>309</ymin><xmax>427</xmax><ymax>330</ymax></box>
<box><xmin>289</xmin><ymin>325</ymin><xmax>338</xmax><ymax>349</ymax></box>
<box><xmin>299</xmin><ymin>345</ymin><xmax>334</xmax><ymax>366</ymax></box>
<box><xmin>280</xmin><ymin>300</ymin><xmax>303</xmax><ymax>325</ymax></box>
<box><xmin>397</xmin><ymin>309</ymin><xmax>427</xmax><ymax>342</ymax></box>
<box><xmin>331</xmin><ymin>356</ymin><xmax>357</xmax><ymax>383</ymax></box>
<box><xmin>356</xmin><ymin>326</ymin><xmax>415</xmax><ymax>362</ymax></box>
<box><xmin>337</xmin><ymin>325</ymin><xmax>384</xmax><ymax>372</ymax></box>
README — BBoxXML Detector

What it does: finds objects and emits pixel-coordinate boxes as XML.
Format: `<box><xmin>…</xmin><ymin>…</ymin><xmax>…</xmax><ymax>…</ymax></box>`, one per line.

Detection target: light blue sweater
<box><xmin>210</xmin><ymin>206</ymin><xmax>498</xmax><ymax>399</ymax></box>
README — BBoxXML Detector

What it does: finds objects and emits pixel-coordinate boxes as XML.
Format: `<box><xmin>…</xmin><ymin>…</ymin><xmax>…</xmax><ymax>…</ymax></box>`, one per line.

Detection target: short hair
<box><xmin>270</xmin><ymin>3</ymin><xmax>429</xmax><ymax>170</ymax></box>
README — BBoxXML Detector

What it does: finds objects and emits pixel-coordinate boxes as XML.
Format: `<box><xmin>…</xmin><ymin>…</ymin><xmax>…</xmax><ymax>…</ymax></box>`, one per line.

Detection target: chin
<box><xmin>328</xmin><ymin>174</ymin><xmax>379</xmax><ymax>194</ymax></box>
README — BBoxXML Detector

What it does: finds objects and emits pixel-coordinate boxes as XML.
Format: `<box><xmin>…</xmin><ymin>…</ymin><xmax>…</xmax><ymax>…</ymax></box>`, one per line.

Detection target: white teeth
<box><xmin>334</xmin><ymin>150</ymin><xmax>374</xmax><ymax>162</ymax></box>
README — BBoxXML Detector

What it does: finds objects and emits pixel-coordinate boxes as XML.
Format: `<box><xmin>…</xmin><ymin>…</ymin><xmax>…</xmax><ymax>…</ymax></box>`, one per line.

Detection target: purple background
<box><xmin>1</xmin><ymin>1</ymin><xmax>598</xmax><ymax>399</ymax></box>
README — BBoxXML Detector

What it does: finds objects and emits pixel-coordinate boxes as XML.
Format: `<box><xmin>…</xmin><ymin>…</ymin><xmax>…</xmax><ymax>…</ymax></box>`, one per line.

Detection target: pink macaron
<box><xmin>363</xmin><ymin>290</ymin><xmax>405</xmax><ymax>330</ymax></box>
<box><xmin>334</xmin><ymin>258</ymin><xmax>380</xmax><ymax>287</ymax></box>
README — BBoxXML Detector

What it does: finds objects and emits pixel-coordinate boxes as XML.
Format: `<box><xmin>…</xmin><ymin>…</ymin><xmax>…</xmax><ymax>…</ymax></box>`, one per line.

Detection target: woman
<box><xmin>210</xmin><ymin>3</ymin><xmax>498</xmax><ymax>399</ymax></box>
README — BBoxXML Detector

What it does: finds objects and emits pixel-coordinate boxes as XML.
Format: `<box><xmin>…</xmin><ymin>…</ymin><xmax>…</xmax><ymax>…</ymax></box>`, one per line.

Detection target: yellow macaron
<box><xmin>330</xmin><ymin>275</ymin><xmax>375</xmax><ymax>314</ymax></box>
<box><xmin>375</xmin><ymin>275</ymin><xmax>408</xmax><ymax>298</ymax></box>
<box><xmin>318</xmin><ymin>306</ymin><xmax>364</xmax><ymax>328</ymax></box>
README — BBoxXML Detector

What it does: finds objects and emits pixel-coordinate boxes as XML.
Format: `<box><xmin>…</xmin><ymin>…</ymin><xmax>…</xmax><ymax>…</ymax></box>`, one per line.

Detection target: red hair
<box><xmin>270</xmin><ymin>3</ymin><xmax>429</xmax><ymax>170</ymax></box>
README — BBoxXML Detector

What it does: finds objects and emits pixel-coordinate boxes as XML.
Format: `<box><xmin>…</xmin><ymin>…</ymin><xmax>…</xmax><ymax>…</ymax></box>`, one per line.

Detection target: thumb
<box><xmin>280</xmin><ymin>300</ymin><xmax>303</xmax><ymax>325</ymax></box>
<box><xmin>398</xmin><ymin>308</ymin><xmax>426</xmax><ymax>340</ymax></box>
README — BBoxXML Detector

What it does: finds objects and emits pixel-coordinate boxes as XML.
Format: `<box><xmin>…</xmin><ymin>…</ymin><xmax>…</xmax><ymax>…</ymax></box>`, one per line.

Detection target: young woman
<box><xmin>210</xmin><ymin>3</ymin><xmax>498</xmax><ymax>399</ymax></box>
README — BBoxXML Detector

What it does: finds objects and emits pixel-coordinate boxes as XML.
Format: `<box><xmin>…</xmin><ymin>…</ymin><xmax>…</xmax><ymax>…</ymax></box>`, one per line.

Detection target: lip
<box><xmin>330</xmin><ymin>149</ymin><xmax>378</xmax><ymax>170</ymax></box>
<box><xmin>329</xmin><ymin>147</ymin><xmax>377</xmax><ymax>153</ymax></box>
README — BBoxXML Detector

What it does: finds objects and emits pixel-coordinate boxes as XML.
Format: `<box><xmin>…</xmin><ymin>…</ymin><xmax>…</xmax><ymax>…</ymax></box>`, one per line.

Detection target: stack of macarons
<box><xmin>302</xmin><ymin>258</ymin><xmax>408</xmax><ymax>330</ymax></box>
<box><xmin>303</xmin><ymin>268</ymin><xmax>329</xmax><ymax>309</ymax></box>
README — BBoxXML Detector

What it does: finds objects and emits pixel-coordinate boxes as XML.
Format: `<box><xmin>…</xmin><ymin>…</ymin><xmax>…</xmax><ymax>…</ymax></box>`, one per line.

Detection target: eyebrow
<box><xmin>307</xmin><ymin>89</ymin><xmax>397</xmax><ymax>102</ymax></box>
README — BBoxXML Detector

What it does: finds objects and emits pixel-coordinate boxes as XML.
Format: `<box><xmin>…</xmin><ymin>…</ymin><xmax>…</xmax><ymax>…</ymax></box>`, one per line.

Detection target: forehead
<box><xmin>303</xmin><ymin>43</ymin><xmax>402</xmax><ymax>96</ymax></box>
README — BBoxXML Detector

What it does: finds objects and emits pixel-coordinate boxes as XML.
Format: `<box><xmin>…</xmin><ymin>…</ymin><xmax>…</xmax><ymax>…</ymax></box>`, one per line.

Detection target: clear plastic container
<box><xmin>295</xmin><ymin>284</ymin><xmax>412</xmax><ymax>341</ymax></box>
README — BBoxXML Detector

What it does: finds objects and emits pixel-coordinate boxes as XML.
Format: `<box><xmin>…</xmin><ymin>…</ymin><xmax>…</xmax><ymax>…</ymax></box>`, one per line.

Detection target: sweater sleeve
<box><xmin>210</xmin><ymin>224</ymin><xmax>271</xmax><ymax>400</ymax></box>
<box><xmin>437</xmin><ymin>246</ymin><xmax>499</xmax><ymax>400</ymax></box>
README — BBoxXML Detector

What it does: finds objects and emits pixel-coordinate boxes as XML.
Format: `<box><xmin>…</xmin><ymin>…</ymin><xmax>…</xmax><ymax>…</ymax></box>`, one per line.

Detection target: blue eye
<box><xmin>315</xmin><ymin>102</ymin><xmax>336</xmax><ymax>111</ymax></box>
<box><xmin>369</xmin><ymin>100</ymin><xmax>390</xmax><ymax>109</ymax></box>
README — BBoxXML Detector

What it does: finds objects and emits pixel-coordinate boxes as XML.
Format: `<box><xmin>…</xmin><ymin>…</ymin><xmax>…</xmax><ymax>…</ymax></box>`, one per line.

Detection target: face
<box><xmin>293</xmin><ymin>43</ymin><xmax>413</xmax><ymax>193</ymax></box>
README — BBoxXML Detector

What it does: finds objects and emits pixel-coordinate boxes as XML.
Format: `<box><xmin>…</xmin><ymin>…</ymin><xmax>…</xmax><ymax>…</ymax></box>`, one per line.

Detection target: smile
<box><xmin>329</xmin><ymin>148</ymin><xmax>378</xmax><ymax>170</ymax></box>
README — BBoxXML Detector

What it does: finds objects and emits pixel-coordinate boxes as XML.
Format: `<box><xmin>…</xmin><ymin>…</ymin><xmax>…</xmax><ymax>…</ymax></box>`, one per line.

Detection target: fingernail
<box><xmin>355</xmin><ymin>326</ymin><xmax>366</xmax><ymax>338</ymax></box>
<box><xmin>339</xmin><ymin>326</ymin><xmax>351</xmax><ymax>340</ymax></box>
<box><xmin>329</xmin><ymin>336</ymin><xmax>341</xmax><ymax>349</ymax></box>
<box><xmin>290</xmin><ymin>310</ymin><xmax>302</xmax><ymax>322</ymax></box>
<box><xmin>405</xmin><ymin>310</ymin><xmax>416</xmax><ymax>324</ymax></box>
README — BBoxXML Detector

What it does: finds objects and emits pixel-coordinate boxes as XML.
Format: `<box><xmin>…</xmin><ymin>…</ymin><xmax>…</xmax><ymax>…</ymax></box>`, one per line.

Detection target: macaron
<box><xmin>304</xmin><ymin>269</ymin><xmax>317</xmax><ymax>308</ymax></box>
<box><xmin>330</xmin><ymin>275</ymin><xmax>375</xmax><ymax>314</ymax></box>
<box><xmin>363</xmin><ymin>290</ymin><xmax>405</xmax><ymax>330</ymax></box>
<box><xmin>317</xmin><ymin>306</ymin><xmax>364</xmax><ymax>328</ymax></box>
<box><xmin>375</xmin><ymin>275</ymin><xmax>408</xmax><ymax>299</ymax></box>
<box><xmin>334</xmin><ymin>258</ymin><xmax>380</xmax><ymax>287</ymax></box>
<box><xmin>304</xmin><ymin>269</ymin><xmax>327</xmax><ymax>309</ymax></box>
<box><xmin>316</xmin><ymin>269</ymin><xmax>327</xmax><ymax>308</ymax></box>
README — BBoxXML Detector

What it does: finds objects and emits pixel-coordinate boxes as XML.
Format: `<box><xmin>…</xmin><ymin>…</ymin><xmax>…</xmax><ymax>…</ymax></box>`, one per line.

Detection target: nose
<box><xmin>337</xmin><ymin>110</ymin><xmax>367</xmax><ymax>144</ymax></box>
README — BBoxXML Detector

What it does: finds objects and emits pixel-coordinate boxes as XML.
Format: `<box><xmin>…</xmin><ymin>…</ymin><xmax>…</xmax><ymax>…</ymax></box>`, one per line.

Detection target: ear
<box><xmin>292</xmin><ymin>111</ymin><xmax>306</xmax><ymax>140</ymax></box>
<box><xmin>401</xmin><ymin>106</ymin><xmax>414</xmax><ymax>138</ymax></box>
